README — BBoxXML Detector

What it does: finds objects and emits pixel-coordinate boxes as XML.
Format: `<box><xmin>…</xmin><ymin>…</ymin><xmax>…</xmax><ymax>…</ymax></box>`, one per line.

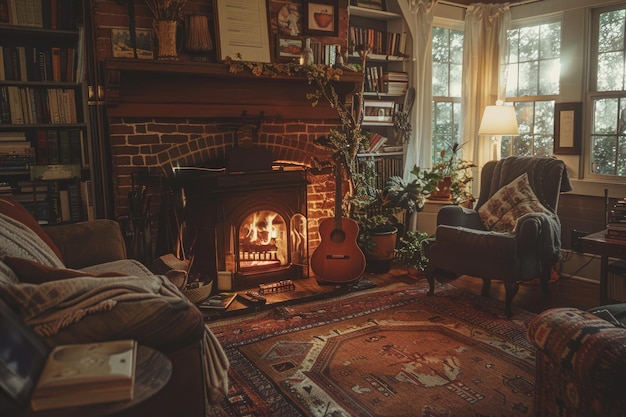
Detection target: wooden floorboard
<box><xmin>203</xmin><ymin>264</ymin><xmax>601</xmax><ymax>320</ymax></box>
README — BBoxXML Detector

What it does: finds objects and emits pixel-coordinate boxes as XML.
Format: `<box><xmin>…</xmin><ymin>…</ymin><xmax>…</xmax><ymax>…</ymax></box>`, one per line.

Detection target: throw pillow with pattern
<box><xmin>478</xmin><ymin>173</ymin><xmax>552</xmax><ymax>233</ymax></box>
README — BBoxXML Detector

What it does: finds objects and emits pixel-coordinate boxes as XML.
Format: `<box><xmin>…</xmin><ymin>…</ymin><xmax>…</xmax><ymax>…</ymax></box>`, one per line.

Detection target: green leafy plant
<box><xmin>431</xmin><ymin>142</ymin><xmax>476</xmax><ymax>205</ymax></box>
<box><xmin>382</xmin><ymin>166</ymin><xmax>443</xmax><ymax>215</ymax></box>
<box><xmin>395</xmin><ymin>230</ymin><xmax>431</xmax><ymax>271</ymax></box>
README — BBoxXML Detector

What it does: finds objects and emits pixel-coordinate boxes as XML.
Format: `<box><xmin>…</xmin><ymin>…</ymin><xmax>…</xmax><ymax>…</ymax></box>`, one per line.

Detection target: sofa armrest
<box><xmin>44</xmin><ymin>219</ymin><xmax>127</xmax><ymax>269</ymax></box>
<box><xmin>528</xmin><ymin>307</ymin><xmax>626</xmax><ymax>405</ymax></box>
<box><xmin>436</xmin><ymin>205</ymin><xmax>486</xmax><ymax>230</ymax></box>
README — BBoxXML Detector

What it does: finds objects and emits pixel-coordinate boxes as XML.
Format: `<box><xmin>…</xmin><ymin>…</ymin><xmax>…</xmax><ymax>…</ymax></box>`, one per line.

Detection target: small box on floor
<box><xmin>217</xmin><ymin>271</ymin><xmax>234</xmax><ymax>291</ymax></box>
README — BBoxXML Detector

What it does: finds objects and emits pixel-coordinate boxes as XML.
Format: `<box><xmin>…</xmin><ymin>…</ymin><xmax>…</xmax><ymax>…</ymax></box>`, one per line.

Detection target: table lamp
<box><xmin>478</xmin><ymin>100</ymin><xmax>519</xmax><ymax>159</ymax></box>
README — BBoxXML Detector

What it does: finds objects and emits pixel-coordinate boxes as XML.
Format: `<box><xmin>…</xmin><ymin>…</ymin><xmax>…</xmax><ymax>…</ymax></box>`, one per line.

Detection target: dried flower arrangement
<box><xmin>145</xmin><ymin>0</ymin><xmax>186</xmax><ymax>21</ymax></box>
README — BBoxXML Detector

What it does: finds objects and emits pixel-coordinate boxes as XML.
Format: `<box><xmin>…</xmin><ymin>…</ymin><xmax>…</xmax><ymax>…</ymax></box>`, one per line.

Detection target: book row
<box><xmin>0</xmin><ymin>0</ymin><xmax>80</xmax><ymax>30</ymax></box>
<box><xmin>0</xmin><ymin>44</ymin><xmax>80</xmax><ymax>83</ymax></box>
<box><xmin>0</xmin><ymin>85</ymin><xmax>79</xmax><ymax>125</ymax></box>
<box><xmin>0</xmin><ymin>179</ymin><xmax>93</xmax><ymax>224</ymax></box>
<box><xmin>349</xmin><ymin>26</ymin><xmax>408</xmax><ymax>58</ymax></box>
<box><xmin>364</xmin><ymin>67</ymin><xmax>408</xmax><ymax>94</ymax></box>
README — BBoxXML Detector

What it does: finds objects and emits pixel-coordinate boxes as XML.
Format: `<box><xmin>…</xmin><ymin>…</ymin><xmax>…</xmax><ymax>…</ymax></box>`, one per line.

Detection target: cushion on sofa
<box><xmin>3</xmin><ymin>256</ymin><xmax>127</xmax><ymax>284</ymax></box>
<box><xmin>477</xmin><ymin>173</ymin><xmax>552</xmax><ymax>233</ymax></box>
<box><xmin>0</xmin><ymin>212</ymin><xmax>64</xmax><ymax>269</ymax></box>
<box><xmin>0</xmin><ymin>198</ymin><xmax>64</xmax><ymax>262</ymax></box>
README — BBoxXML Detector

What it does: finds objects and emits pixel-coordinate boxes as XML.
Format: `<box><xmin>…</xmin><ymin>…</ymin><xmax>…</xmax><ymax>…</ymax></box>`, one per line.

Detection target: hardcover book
<box><xmin>0</xmin><ymin>298</ymin><xmax>138</xmax><ymax>414</ymax></box>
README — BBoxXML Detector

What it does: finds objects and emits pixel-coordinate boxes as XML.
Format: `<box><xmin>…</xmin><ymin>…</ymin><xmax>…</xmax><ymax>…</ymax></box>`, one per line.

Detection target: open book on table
<box><xmin>0</xmin><ymin>299</ymin><xmax>137</xmax><ymax>413</ymax></box>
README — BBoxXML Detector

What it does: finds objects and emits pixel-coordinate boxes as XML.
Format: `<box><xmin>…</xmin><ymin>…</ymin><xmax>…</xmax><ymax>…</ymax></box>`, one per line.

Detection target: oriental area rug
<box><xmin>206</xmin><ymin>280</ymin><xmax>537</xmax><ymax>417</ymax></box>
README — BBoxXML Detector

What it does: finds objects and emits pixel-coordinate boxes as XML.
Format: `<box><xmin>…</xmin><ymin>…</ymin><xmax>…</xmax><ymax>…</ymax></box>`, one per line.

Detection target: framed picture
<box><xmin>303</xmin><ymin>0</ymin><xmax>339</xmax><ymax>37</ymax></box>
<box><xmin>214</xmin><ymin>0</ymin><xmax>272</xmax><ymax>63</ymax></box>
<box><xmin>554</xmin><ymin>102</ymin><xmax>582</xmax><ymax>155</ymax></box>
<box><xmin>111</xmin><ymin>28</ymin><xmax>154</xmax><ymax>59</ymax></box>
<box><xmin>276</xmin><ymin>36</ymin><xmax>303</xmax><ymax>62</ymax></box>
<box><xmin>362</xmin><ymin>100</ymin><xmax>395</xmax><ymax>124</ymax></box>
<box><xmin>275</xmin><ymin>2</ymin><xmax>302</xmax><ymax>37</ymax></box>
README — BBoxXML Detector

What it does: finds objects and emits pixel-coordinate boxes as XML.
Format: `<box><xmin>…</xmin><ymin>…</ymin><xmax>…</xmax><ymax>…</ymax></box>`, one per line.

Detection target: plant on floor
<box><xmin>395</xmin><ymin>230</ymin><xmax>431</xmax><ymax>271</ymax></box>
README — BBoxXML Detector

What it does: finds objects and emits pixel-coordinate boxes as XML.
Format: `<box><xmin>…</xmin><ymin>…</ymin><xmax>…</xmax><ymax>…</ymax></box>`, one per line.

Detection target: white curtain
<box><xmin>461</xmin><ymin>3</ymin><xmax>511</xmax><ymax>176</ymax></box>
<box><xmin>399</xmin><ymin>0</ymin><xmax>438</xmax><ymax>179</ymax></box>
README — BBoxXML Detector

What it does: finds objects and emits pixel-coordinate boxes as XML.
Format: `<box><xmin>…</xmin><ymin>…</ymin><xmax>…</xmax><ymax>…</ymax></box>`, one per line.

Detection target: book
<box><xmin>30</xmin><ymin>340</ymin><xmax>137</xmax><ymax>411</ymax></box>
<box><xmin>198</xmin><ymin>292</ymin><xmax>237</xmax><ymax>310</ymax></box>
<box><xmin>0</xmin><ymin>303</ymin><xmax>137</xmax><ymax>412</ymax></box>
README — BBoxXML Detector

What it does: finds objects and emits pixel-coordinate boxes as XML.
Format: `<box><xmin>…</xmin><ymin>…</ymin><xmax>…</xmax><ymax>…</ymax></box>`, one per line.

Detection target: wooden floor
<box><xmin>203</xmin><ymin>264</ymin><xmax>601</xmax><ymax>320</ymax></box>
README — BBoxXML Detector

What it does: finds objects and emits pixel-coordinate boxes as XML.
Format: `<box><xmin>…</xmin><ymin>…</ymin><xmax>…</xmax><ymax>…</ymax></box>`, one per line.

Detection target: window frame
<box><xmin>431</xmin><ymin>18</ymin><xmax>464</xmax><ymax>165</ymax></box>
<box><xmin>585</xmin><ymin>3</ymin><xmax>626</xmax><ymax>181</ymax></box>
<box><xmin>502</xmin><ymin>15</ymin><xmax>562</xmax><ymax>158</ymax></box>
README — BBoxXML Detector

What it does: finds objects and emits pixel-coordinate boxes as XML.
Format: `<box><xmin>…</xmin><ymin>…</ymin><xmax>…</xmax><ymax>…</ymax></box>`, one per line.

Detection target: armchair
<box><xmin>424</xmin><ymin>156</ymin><xmax>572</xmax><ymax>317</ymax></box>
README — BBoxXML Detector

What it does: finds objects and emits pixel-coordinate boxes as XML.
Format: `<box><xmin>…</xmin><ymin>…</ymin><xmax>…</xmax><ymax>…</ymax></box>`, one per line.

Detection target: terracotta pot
<box><xmin>365</xmin><ymin>227</ymin><xmax>397</xmax><ymax>273</ymax></box>
<box><xmin>428</xmin><ymin>176</ymin><xmax>452</xmax><ymax>200</ymax></box>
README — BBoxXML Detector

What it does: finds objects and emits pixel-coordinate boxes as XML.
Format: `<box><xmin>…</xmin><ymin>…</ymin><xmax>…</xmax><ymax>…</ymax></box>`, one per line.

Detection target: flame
<box><xmin>244</xmin><ymin>211</ymin><xmax>278</xmax><ymax>245</ymax></box>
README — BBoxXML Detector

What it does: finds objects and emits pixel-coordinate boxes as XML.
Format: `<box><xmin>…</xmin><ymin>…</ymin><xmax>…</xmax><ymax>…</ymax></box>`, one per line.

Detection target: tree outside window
<box><xmin>590</xmin><ymin>6</ymin><xmax>626</xmax><ymax>177</ymax></box>
<box><xmin>503</xmin><ymin>21</ymin><xmax>561</xmax><ymax>157</ymax></box>
<box><xmin>432</xmin><ymin>26</ymin><xmax>463</xmax><ymax>165</ymax></box>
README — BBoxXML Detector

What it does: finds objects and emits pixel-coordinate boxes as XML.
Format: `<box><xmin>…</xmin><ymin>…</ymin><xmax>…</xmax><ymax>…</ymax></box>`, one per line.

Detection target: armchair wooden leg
<box><xmin>504</xmin><ymin>280</ymin><xmax>519</xmax><ymax>318</ymax></box>
<box><xmin>425</xmin><ymin>267</ymin><xmax>436</xmax><ymax>296</ymax></box>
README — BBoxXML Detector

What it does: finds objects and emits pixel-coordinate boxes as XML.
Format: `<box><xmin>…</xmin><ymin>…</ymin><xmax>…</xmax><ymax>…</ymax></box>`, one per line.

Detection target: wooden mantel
<box><xmin>104</xmin><ymin>59</ymin><xmax>364</xmax><ymax>120</ymax></box>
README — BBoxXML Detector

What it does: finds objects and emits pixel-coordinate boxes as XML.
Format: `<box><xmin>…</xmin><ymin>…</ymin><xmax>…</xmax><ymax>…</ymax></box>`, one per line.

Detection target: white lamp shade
<box><xmin>478</xmin><ymin>104</ymin><xmax>519</xmax><ymax>135</ymax></box>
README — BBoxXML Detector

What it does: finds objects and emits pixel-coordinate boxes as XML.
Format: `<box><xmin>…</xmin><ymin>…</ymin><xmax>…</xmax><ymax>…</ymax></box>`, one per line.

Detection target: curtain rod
<box><xmin>438</xmin><ymin>0</ymin><xmax>543</xmax><ymax>9</ymax></box>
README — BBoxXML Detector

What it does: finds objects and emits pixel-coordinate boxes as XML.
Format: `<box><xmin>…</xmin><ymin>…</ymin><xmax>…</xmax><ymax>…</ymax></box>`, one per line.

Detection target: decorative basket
<box><xmin>182</xmin><ymin>281</ymin><xmax>213</xmax><ymax>304</ymax></box>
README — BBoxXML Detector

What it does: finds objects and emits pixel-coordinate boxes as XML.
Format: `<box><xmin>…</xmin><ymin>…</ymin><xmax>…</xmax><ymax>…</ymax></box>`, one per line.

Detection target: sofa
<box><xmin>527</xmin><ymin>305</ymin><xmax>626</xmax><ymax>417</ymax></box>
<box><xmin>0</xmin><ymin>198</ymin><xmax>229</xmax><ymax>416</ymax></box>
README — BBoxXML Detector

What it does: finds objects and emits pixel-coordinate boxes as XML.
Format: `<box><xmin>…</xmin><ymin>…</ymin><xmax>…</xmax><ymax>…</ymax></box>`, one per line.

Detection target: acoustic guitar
<box><xmin>311</xmin><ymin>163</ymin><xmax>366</xmax><ymax>283</ymax></box>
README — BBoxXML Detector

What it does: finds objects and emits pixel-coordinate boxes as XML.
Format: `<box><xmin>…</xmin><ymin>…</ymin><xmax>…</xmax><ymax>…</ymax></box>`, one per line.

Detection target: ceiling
<box><xmin>440</xmin><ymin>0</ymin><xmax>541</xmax><ymax>7</ymax></box>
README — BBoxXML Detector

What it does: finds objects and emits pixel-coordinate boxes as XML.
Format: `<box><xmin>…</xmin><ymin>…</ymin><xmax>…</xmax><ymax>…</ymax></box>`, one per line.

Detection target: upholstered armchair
<box><xmin>424</xmin><ymin>156</ymin><xmax>572</xmax><ymax>317</ymax></box>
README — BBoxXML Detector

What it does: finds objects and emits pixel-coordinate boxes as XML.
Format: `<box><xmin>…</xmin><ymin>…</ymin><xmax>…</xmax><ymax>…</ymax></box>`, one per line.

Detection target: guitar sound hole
<box><xmin>330</xmin><ymin>229</ymin><xmax>346</xmax><ymax>243</ymax></box>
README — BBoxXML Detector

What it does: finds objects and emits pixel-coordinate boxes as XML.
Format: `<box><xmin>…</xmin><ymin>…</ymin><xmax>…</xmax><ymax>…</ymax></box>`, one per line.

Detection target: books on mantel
<box><xmin>30</xmin><ymin>340</ymin><xmax>137</xmax><ymax>411</ymax></box>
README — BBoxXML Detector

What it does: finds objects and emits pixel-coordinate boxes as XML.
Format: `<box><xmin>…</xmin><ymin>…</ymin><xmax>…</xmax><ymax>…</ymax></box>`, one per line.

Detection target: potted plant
<box><xmin>429</xmin><ymin>142</ymin><xmax>476</xmax><ymax>205</ymax></box>
<box><xmin>395</xmin><ymin>230</ymin><xmax>431</xmax><ymax>275</ymax></box>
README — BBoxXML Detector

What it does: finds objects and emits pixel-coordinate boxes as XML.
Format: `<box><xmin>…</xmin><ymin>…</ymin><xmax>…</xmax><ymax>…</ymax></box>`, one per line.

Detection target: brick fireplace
<box><xmin>103</xmin><ymin>61</ymin><xmax>362</xmax><ymax>284</ymax></box>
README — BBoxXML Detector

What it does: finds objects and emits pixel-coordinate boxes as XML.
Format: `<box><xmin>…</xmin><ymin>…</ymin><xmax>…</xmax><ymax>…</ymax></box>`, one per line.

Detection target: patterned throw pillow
<box><xmin>477</xmin><ymin>173</ymin><xmax>551</xmax><ymax>233</ymax></box>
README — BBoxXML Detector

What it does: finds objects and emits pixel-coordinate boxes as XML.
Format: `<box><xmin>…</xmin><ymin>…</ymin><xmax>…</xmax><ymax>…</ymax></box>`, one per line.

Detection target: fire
<box><xmin>244</xmin><ymin>211</ymin><xmax>278</xmax><ymax>246</ymax></box>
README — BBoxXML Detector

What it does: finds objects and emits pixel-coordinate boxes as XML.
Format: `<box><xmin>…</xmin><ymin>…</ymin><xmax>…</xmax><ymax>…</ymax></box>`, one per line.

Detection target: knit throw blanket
<box><xmin>0</xmin><ymin>275</ymin><xmax>230</xmax><ymax>403</ymax></box>
<box><xmin>0</xmin><ymin>275</ymin><xmax>177</xmax><ymax>336</ymax></box>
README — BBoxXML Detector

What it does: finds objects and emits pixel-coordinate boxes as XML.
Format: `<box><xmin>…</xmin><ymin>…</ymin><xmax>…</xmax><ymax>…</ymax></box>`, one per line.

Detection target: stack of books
<box><xmin>606</xmin><ymin>199</ymin><xmax>626</xmax><ymax>241</ymax></box>
<box><xmin>383</xmin><ymin>72</ymin><xmax>409</xmax><ymax>95</ymax></box>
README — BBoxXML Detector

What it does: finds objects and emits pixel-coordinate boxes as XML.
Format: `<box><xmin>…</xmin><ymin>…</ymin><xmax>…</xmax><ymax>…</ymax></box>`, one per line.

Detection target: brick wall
<box><xmin>109</xmin><ymin>116</ymin><xmax>340</xmax><ymax>253</ymax></box>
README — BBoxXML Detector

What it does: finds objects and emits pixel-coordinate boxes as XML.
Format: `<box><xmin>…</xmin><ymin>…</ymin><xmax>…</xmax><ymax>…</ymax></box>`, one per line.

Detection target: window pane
<box><xmin>450</xmin><ymin>64</ymin><xmax>462</xmax><ymax>97</ymax></box>
<box><xmin>433</xmin><ymin>63</ymin><xmax>450</xmax><ymax>96</ymax></box>
<box><xmin>506</xmin><ymin>63</ymin><xmax>519</xmax><ymax>97</ymax></box>
<box><xmin>519</xmin><ymin>62</ymin><xmax>538</xmax><ymax>96</ymax></box>
<box><xmin>594</xmin><ymin>98</ymin><xmax>619</xmax><ymax>134</ymax></box>
<box><xmin>534</xmin><ymin>101</ymin><xmax>554</xmax><ymax>135</ymax></box>
<box><xmin>450</xmin><ymin>30</ymin><xmax>464</xmax><ymax>63</ymax></box>
<box><xmin>534</xmin><ymin>135</ymin><xmax>553</xmax><ymax>156</ymax></box>
<box><xmin>540</xmin><ymin>22</ymin><xmax>561</xmax><ymax>59</ymax></box>
<box><xmin>539</xmin><ymin>58</ymin><xmax>560</xmax><ymax>95</ymax></box>
<box><xmin>432</xmin><ymin>27</ymin><xmax>449</xmax><ymax>61</ymax></box>
<box><xmin>591</xmin><ymin>135</ymin><xmax>617</xmax><ymax>174</ymax></box>
<box><xmin>599</xmin><ymin>9</ymin><xmax>625</xmax><ymax>53</ymax></box>
<box><xmin>598</xmin><ymin>51</ymin><xmax>625</xmax><ymax>91</ymax></box>
<box><xmin>519</xmin><ymin>26</ymin><xmax>539</xmax><ymax>61</ymax></box>
<box><xmin>508</xmin><ymin>29</ymin><xmax>519</xmax><ymax>63</ymax></box>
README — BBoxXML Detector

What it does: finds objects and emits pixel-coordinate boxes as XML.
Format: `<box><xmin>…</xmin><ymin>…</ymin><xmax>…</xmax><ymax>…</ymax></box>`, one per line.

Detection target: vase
<box><xmin>154</xmin><ymin>20</ymin><xmax>179</xmax><ymax>60</ymax></box>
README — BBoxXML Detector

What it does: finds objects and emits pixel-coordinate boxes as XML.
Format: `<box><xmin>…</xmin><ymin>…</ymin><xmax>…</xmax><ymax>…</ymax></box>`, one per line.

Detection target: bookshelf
<box><xmin>0</xmin><ymin>1</ymin><xmax>93</xmax><ymax>225</ymax></box>
<box><xmin>349</xmin><ymin>0</ymin><xmax>411</xmax><ymax>183</ymax></box>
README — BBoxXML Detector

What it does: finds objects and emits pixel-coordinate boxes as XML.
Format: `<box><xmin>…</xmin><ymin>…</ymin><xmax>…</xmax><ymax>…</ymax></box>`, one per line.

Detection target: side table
<box><xmin>580</xmin><ymin>229</ymin><xmax>626</xmax><ymax>305</ymax></box>
<box><xmin>26</xmin><ymin>345</ymin><xmax>172</xmax><ymax>417</ymax></box>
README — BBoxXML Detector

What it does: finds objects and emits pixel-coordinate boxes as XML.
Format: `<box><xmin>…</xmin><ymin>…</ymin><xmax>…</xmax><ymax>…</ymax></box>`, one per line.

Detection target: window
<box><xmin>589</xmin><ymin>5</ymin><xmax>626</xmax><ymax>176</ymax></box>
<box><xmin>432</xmin><ymin>25</ymin><xmax>463</xmax><ymax>164</ymax></box>
<box><xmin>503</xmin><ymin>20</ymin><xmax>561</xmax><ymax>157</ymax></box>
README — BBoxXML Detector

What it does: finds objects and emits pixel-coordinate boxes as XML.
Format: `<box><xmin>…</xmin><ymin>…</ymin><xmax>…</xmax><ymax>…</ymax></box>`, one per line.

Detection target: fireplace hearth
<box><xmin>177</xmin><ymin>165</ymin><xmax>309</xmax><ymax>289</ymax></box>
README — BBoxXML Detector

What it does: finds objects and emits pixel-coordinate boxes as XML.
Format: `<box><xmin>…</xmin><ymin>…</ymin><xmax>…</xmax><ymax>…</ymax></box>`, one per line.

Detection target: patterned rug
<box><xmin>206</xmin><ymin>280</ymin><xmax>537</xmax><ymax>417</ymax></box>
